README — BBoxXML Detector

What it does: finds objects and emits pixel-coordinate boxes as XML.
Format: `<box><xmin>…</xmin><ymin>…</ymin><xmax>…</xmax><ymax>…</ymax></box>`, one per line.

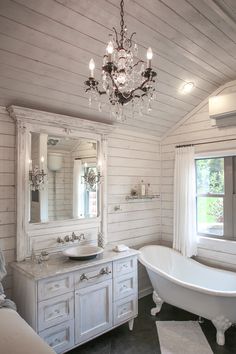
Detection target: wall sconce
<box><xmin>82</xmin><ymin>163</ymin><xmax>101</xmax><ymax>191</ymax></box>
<box><xmin>29</xmin><ymin>157</ymin><xmax>47</xmax><ymax>191</ymax></box>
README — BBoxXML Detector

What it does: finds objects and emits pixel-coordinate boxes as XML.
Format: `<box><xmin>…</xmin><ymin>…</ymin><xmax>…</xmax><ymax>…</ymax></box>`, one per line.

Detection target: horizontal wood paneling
<box><xmin>108</xmin><ymin>130</ymin><xmax>161</xmax><ymax>250</ymax></box>
<box><xmin>107</xmin><ymin>130</ymin><xmax>161</xmax><ymax>294</ymax></box>
<box><xmin>0</xmin><ymin>0</ymin><xmax>236</xmax><ymax>136</ymax></box>
<box><xmin>0</xmin><ymin>108</ymin><xmax>16</xmax><ymax>293</ymax></box>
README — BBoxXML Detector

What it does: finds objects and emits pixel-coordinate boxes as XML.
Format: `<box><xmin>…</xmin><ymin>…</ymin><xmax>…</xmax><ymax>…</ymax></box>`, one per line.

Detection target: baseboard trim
<box><xmin>138</xmin><ymin>286</ymin><xmax>153</xmax><ymax>299</ymax></box>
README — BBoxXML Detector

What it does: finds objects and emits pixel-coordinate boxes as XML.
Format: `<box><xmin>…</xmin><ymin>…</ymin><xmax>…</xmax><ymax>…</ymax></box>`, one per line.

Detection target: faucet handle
<box><xmin>79</xmin><ymin>233</ymin><xmax>85</xmax><ymax>241</ymax></box>
<box><xmin>64</xmin><ymin>235</ymin><xmax>70</xmax><ymax>243</ymax></box>
<box><xmin>72</xmin><ymin>232</ymin><xmax>79</xmax><ymax>241</ymax></box>
<box><xmin>57</xmin><ymin>237</ymin><xmax>64</xmax><ymax>244</ymax></box>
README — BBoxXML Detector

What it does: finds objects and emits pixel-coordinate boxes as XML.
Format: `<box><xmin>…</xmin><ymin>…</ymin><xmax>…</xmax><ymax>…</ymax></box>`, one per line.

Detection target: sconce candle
<box><xmin>29</xmin><ymin>159</ymin><xmax>32</xmax><ymax>172</ymax></box>
<box><xmin>40</xmin><ymin>156</ymin><xmax>45</xmax><ymax>169</ymax></box>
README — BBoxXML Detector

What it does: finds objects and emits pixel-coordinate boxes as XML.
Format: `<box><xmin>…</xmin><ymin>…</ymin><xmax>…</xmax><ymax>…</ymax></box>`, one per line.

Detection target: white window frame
<box><xmin>195</xmin><ymin>150</ymin><xmax>236</xmax><ymax>242</ymax></box>
<box><xmin>195</xmin><ymin>156</ymin><xmax>234</xmax><ymax>240</ymax></box>
<box><xmin>194</xmin><ymin>149</ymin><xmax>236</xmax><ymax>267</ymax></box>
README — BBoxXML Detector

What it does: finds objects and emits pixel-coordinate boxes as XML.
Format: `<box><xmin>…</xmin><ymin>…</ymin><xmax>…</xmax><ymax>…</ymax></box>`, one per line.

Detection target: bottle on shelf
<box><xmin>147</xmin><ymin>183</ymin><xmax>152</xmax><ymax>196</ymax></box>
<box><xmin>140</xmin><ymin>180</ymin><xmax>146</xmax><ymax>196</ymax></box>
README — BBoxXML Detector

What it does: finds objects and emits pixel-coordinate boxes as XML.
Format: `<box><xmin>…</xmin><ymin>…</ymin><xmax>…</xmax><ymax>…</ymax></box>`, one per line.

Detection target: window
<box><xmin>195</xmin><ymin>156</ymin><xmax>235</xmax><ymax>240</ymax></box>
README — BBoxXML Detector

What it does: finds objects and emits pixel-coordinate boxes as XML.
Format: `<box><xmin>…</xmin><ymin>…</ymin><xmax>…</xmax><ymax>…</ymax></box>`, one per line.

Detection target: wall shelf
<box><xmin>126</xmin><ymin>194</ymin><xmax>160</xmax><ymax>201</ymax></box>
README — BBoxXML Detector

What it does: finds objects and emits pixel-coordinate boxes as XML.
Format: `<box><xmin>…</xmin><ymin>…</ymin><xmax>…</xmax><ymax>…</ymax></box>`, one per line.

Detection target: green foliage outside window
<box><xmin>196</xmin><ymin>158</ymin><xmax>224</xmax><ymax>225</ymax></box>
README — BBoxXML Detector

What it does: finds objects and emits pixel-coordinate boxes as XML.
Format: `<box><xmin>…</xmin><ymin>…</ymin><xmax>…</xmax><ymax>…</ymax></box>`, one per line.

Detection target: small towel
<box><xmin>0</xmin><ymin>248</ymin><xmax>16</xmax><ymax>310</ymax></box>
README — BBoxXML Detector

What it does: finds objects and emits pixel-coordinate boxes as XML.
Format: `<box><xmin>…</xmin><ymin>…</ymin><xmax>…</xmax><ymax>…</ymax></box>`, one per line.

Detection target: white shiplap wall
<box><xmin>0</xmin><ymin>106</ymin><xmax>161</xmax><ymax>296</ymax></box>
<box><xmin>1</xmin><ymin>0</ymin><xmax>236</xmax><ymax>137</ymax></box>
<box><xmin>0</xmin><ymin>106</ymin><xmax>15</xmax><ymax>297</ymax></box>
<box><xmin>161</xmin><ymin>79</ymin><xmax>236</xmax><ymax>269</ymax></box>
<box><xmin>48</xmin><ymin>155</ymin><xmax>73</xmax><ymax>221</ymax></box>
<box><xmin>107</xmin><ymin>130</ymin><xmax>161</xmax><ymax>295</ymax></box>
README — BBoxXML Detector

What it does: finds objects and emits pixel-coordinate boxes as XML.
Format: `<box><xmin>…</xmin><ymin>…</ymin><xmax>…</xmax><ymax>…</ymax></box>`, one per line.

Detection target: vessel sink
<box><xmin>63</xmin><ymin>245</ymin><xmax>104</xmax><ymax>260</ymax></box>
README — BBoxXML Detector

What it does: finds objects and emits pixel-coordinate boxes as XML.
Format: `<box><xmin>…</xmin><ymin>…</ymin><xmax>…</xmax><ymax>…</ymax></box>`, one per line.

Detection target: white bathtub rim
<box><xmin>139</xmin><ymin>245</ymin><xmax>236</xmax><ymax>297</ymax></box>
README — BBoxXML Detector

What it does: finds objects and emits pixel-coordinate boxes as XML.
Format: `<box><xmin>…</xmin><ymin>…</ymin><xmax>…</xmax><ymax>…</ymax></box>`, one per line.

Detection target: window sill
<box><xmin>197</xmin><ymin>236</ymin><xmax>236</xmax><ymax>268</ymax></box>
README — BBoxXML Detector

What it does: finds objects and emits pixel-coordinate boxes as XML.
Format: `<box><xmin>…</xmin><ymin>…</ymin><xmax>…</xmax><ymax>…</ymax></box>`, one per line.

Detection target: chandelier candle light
<box><xmin>84</xmin><ymin>0</ymin><xmax>157</xmax><ymax>121</ymax></box>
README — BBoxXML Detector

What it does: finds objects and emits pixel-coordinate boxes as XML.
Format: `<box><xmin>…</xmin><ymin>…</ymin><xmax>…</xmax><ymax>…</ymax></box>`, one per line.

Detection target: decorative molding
<box><xmin>8</xmin><ymin>105</ymin><xmax>113</xmax><ymax>261</ymax></box>
<box><xmin>7</xmin><ymin>105</ymin><xmax>113</xmax><ymax>135</ymax></box>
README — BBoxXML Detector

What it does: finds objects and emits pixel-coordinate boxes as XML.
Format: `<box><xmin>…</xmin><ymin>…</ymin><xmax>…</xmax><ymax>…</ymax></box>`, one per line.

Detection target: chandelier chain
<box><xmin>120</xmin><ymin>0</ymin><xmax>125</xmax><ymax>47</ymax></box>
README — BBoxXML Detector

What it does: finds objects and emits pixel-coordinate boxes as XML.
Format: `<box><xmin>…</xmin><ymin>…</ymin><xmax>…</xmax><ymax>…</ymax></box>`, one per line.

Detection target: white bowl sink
<box><xmin>63</xmin><ymin>245</ymin><xmax>104</xmax><ymax>260</ymax></box>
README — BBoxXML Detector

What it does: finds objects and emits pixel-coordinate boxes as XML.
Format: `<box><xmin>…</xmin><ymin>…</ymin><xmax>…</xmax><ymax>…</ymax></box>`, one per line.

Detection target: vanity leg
<box><xmin>128</xmin><ymin>318</ymin><xmax>134</xmax><ymax>331</ymax></box>
<box><xmin>212</xmin><ymin>316</ymin><xmax>232</xmax><ymax>346</ymax></box>
<box><xmin>151</xmin><ymin>290</ymin><xmax>163</xmax><ymax>316</ymax></box>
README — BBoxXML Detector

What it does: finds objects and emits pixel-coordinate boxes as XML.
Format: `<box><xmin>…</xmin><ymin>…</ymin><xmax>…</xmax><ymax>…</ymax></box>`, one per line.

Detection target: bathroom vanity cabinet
<box><xmin>12</xmin><ymin>249</ymin><xmax>138</xmax><ymax>354</ymax></box>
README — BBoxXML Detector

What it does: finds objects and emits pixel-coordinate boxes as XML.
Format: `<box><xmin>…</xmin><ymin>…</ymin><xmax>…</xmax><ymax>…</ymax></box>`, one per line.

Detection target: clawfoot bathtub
<box><xmin>139</xmin><ymin>245</ymin><xmax>236</xmax><ymax>346</ymax></box>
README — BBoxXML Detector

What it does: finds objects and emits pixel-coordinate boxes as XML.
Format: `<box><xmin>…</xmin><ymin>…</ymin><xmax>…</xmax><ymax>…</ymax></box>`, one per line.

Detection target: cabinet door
<box><xmin>75</xmin><ymin>279</ymin><xmax>112</xmax><ymax>344</ymax></box>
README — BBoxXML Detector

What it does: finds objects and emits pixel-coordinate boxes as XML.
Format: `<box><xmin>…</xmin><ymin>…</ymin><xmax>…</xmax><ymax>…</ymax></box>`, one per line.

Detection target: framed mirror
<box><xmin>8</xmin><ymin>105</ymin><xmax>112</xmax><ymax>261</ymax></box>
<box><xmin>29</xmin><ymin>133</ymin><xmax>100</xmax><ymax>223</ymax></box>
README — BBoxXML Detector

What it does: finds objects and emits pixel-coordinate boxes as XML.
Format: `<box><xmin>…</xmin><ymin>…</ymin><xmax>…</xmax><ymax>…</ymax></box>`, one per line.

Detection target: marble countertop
<box><xmin>11</xmin><ymin>247</ymin><xmax>140</xmax><ymax>280</ymax></box>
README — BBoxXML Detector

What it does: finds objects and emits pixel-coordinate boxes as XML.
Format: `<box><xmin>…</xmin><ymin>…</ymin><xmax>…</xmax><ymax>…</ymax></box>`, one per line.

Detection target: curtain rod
<box><xmin>175</xmin><ymin>137</ymin><xmax>236</xmax><ymax>149</ymax></box>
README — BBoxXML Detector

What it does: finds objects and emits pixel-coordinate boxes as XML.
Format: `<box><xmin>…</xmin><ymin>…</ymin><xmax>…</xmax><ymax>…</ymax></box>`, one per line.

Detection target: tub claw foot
<box><xmin>212</xmin><ymin>316</ymin><xmax>232</xmax><ymax>346</ymax></box>
<box><xmin>151</xmin><ymin>291</ymin><xmax>163</xmax><ymax>316</ymax></box>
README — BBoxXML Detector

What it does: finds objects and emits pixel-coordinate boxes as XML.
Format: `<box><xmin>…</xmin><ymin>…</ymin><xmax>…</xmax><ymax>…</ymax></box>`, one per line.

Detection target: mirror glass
<box><xmin>29</xmin><ymin>132</ymin><xmax>99</xmax><ymax>223</ymax></box>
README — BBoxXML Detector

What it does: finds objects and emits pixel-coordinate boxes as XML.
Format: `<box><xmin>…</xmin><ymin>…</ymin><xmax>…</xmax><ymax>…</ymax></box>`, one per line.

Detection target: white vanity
<box><xmin>12</xmin><ymin>249</ymin><xmax>138</xmax><ymax>353</ymax></box>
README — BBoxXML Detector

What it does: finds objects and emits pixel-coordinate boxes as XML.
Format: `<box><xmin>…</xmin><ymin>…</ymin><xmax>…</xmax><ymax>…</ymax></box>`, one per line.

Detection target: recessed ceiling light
<box><xmin>181</xmin><ymin>82</ymin><xmax>194</xmax><ymax>94</ymax></box>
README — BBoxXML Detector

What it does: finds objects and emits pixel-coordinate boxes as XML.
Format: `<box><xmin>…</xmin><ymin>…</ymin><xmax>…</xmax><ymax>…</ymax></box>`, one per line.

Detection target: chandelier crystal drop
<box><xmin>84</xmin><ymin>0</ymin><xmax>157</xmax><ymax>121</ymax></box>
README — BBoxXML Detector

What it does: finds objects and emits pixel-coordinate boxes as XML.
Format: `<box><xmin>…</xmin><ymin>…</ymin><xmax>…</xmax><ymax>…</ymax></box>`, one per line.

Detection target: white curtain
<box><xmin>73</xmin><ymin>160</ymin><xmax>84</xmax><ymax>218</ymax></box>
<box><xmin>173</xmin><ymin>146</ymin><xmax>197</xmax><ymax>257</ymax></box>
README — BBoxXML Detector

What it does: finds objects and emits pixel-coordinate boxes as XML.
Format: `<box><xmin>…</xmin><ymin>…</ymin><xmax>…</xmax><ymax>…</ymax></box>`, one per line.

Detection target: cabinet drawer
<box><xmin>75</xmin><ymin>262</ymin><xmax>112</xmax><ymax>289</ymax></box>
<box><xmin>40</xmin><ymin>320</ymin><xmax>74</xmax><ymax>354</ymax></box>
<box><xmin>38</xmin><ymin>273</ymin><xmax>73</xmax><ymax>301</ymax></box>
<box><xmin>114</xmin><ymin>272</ymin><xmax>137</xmax><ymax>301</ymax></box>
<box><xmin>114</xmin><ymin>256</ymin><xmax>137</xmax><ymax>276</ymax></box>
<box><xmin>38</xmin><ymin>292</ymin><xmax>74</xmax><ymax>331</ymax></box>
<box><xmin>113</xmin><ymin>295</ymin><xmax>138</xmax><ymax>326</ymax></box>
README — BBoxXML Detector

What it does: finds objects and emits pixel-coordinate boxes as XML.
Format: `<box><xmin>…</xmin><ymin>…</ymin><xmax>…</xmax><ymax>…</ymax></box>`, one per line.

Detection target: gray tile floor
<box><xmin>68</xmin><ymin>295</ymin><xmax>236</xmax><ymax>354</ymax></box>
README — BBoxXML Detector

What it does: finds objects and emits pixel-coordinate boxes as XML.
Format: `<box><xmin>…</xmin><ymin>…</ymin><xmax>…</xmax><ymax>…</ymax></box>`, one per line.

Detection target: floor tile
<box><xmin>68</xmin><ymin>295</ymin><xmax>236</xmax><ymax>354</ymax></box>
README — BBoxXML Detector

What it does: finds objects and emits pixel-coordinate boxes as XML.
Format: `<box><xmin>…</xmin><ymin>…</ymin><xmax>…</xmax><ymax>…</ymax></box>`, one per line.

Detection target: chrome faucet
<box><xmin>72</xmin><ymin>232</ymin><xmax>85</xmax><ymax>242</ymax></box>
<box><xmin>57</xmin><ymin>232</ymin><xmax>86</xmax><ymax>244</ymax></box>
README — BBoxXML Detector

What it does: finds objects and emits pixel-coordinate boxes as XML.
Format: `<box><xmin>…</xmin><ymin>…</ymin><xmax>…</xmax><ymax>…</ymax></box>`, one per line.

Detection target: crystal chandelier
<box><xmin>84</xmin><ymin>0</ymin><xmax>157</xmax><ymax>121</ymax></box>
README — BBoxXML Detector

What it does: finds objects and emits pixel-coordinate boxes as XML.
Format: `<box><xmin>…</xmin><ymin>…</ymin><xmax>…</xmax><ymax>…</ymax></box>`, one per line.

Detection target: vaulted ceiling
<box><xmin>0</xmin><ymin>0</ymin><xmax>236</xmax><ymax>137</ymax></box>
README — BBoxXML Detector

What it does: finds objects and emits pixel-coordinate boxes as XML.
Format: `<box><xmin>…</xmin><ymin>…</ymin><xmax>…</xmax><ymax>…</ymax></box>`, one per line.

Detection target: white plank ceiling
<box><xmin>0</xmin><ymin>0</ymin><xmax>236</xmax><ymax>137</ymax></box>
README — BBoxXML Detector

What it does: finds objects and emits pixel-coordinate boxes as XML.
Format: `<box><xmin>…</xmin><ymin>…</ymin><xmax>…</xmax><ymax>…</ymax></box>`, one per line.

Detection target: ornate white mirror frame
<box><xmin>8</xmin><ymin>106</ymin><xmax>113</xmax><ymax>261</ymax></box>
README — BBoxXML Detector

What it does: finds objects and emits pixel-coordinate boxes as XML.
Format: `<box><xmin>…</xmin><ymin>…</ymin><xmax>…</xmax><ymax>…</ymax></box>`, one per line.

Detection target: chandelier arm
<box><xmin>127</xmin><ymin>32</ymin><xmax>136</xmax><ymax>48</ymax></box>
<box><xmin>127</xmin><ymin>78</ymin><xmax>152</xmax><ymax>98</ymax></box>
<box><xmin>130</xmin><ymin>59</ymin><xmax>144</xmax><ymax>69</ymax></box>
<box><xmin>98</xmin><ymin>90</ymin><xmax>106</xmax><ymax>95</ymax></box>
<box><xmin>112</xmin><ymin>27</ymin><xmax>120</xmax><ymax>48</ymax></box>
<box><xmin>108</xmin><ymin>72</ymin><xmax>120</xmax><ymax>92</ymax></box>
